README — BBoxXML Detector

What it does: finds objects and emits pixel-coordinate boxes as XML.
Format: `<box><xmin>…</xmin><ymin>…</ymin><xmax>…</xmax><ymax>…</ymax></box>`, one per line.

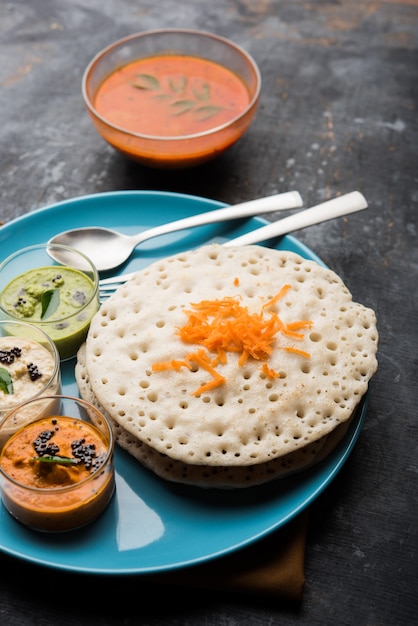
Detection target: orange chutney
<box><xmin>0</xmin><ymin>415</ymin><xmax>114</xmax><ymax>531</ymax></box>
<box><xmin>94</xmin><ymin>54</ymin><xmax>251</xmax><ymax>137</ymax></box>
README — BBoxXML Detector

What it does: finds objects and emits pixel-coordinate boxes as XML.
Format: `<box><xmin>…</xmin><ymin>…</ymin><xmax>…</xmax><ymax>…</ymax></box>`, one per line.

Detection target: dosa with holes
<box><xmin>76</xmin><ymin>244</ymin><xmax>378</xmax><ymax>487</ymax></box>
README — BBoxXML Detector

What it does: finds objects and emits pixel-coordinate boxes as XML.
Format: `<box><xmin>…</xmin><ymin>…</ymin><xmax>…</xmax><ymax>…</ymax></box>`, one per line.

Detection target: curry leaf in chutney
<box><xmin>33</xmin><ymin>455</ymin><xmax>80</xmax><ymax>466</ymax></box>
<box><xmin>41</xmin><ymin>289</ymin><xmax>60</xmax><ymax>320</ymax></box>
<box><xmin>0</xmin><ymin>367</ymin><xmax>13</xmax><ymax>394</ymax></box>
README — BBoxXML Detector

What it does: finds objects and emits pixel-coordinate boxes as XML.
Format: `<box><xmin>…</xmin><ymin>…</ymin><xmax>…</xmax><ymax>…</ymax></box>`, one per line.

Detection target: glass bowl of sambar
<box><xmin>82</xmin><ymin>29</ymin><xmax>261</xmax><ymax>169</ymax></box>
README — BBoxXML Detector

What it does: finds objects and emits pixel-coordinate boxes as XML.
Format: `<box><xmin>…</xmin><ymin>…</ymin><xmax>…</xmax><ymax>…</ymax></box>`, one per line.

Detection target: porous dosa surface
<box><xmin>76</xmin><ymin>343</ymin><xmax>355</xmax><ymax>488</ymax></box>
<box><xmin>82</xmin><ymin>244</ymin><xmax>378</xmax><ymax>467</ymax></box>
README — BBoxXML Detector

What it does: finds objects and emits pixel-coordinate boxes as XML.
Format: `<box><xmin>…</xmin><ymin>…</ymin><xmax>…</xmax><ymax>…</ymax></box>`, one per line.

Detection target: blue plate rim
<box><xmin>0</xmin><ymin>190</ymin><xmax>366</xmax><ymax>575</ymax></box>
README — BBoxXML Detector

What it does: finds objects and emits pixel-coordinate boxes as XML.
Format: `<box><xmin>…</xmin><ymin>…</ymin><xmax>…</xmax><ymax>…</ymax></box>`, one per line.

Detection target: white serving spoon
<box><xmin>48</xmin><ymin>191</ymin><xmax>303</xmax><ymax>272</ymax></box>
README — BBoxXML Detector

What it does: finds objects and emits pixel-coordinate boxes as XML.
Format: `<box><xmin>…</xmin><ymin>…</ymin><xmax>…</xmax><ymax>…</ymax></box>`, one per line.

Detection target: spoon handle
<box><xmin>129</xmin><ymin>191</ymin><xmax>303</xmax><ymax>245</ymax></box>
<box><xmin>99</xmin><ymin>191</ymin><xmax>368</xmax><ymax>288</ymax></box>
<box><xmin>225</xmin><ymin>191</ymin><xmax>368</xmax><ymax>246</ymax></box>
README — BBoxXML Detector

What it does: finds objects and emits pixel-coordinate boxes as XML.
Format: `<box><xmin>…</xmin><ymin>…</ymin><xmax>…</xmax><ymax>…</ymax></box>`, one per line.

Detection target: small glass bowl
<box><xmin>0</xmin><ymin>394</ymin><xmax>115</xmax><ymax>532</ymax></box>
<box><xmin>0</xmin><ymin>243</ymin><xmax>99</xmax><ymax>361</ymax></box>
<box><xmin>0</xmin><ymin>320</ymin><xmax>61</xmax><ymax>422</ymax></box>
<box><xmin>82</xmin><ymin>28</ymin><xmax>261</xmax><ymax>169</ymax></box>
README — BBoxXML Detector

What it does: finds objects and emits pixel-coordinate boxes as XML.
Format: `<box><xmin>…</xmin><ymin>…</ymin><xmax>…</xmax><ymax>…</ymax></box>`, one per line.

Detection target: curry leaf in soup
<box><xmin>153</xmin><ymin>94</ymin><xmax>173</xmax><ymax>101</ymax></box>
<box><xmin>0</xmin><ymin>367</ymin><xmax>13</xmax><ymax>394</ymax></box>
<box><xmin>171</xmin><ymin>99</ymin><xmax>196</xmax><ymax>115</ymax></box>
<box><xmin>131</xmin><ymin>73</ymin><xmax>160</xmax><ymax>90</ymax></box>
<box><xmin>41</xmin><ymin>289</ymin><xmax>60</xmax><ymax>320</ymax></box>
<box><xmin>195</xmin><ymin>105</ymin><xmax>223</xmax><ymax>120</ymax></box>
<box><xmin>192</xmin><ymin>82</ymin><xmax>210</xmax><ymax>101</ymax></box>
<box><xmin>168</xmin><ymin>76</ymin><xmax>187</xmax><ymax>93</ymax></box>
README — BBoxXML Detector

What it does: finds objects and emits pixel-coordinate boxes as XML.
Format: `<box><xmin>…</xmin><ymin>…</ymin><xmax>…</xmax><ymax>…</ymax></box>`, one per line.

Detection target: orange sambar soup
<box><xmin>94</xmin><ymin>54</ymin><xmax>251</xmax><ymax>137</ymax></box>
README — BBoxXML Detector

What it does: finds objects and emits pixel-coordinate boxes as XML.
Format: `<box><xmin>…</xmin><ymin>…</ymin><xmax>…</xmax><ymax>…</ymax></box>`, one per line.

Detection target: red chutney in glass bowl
<box><xmin>0</xmin><ymin>396</ymin><xmax>115</xmax><ymax>532</ymax></box>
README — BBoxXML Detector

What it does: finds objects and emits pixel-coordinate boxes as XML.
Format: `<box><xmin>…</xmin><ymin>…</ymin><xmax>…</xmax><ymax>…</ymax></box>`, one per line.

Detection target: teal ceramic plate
<box><xmin>0</xmin><ymin>191</ymin><xmax>366</xmax><ymax>574</ymax></box>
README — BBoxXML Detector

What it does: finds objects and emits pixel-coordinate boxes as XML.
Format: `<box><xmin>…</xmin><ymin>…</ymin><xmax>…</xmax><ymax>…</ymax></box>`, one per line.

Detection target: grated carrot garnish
<box><xmin>151</xmin><ymin>359</ymin><xmax>191</xmax><ymax>372</ymax></box>
<box><xmin>152</xmin><ymin>286</ymin><xmax>312</xmax><ymax>395</ymax></box>
<box><xmin>184</xmin><ymin>349</ymin><xmax>226</xmax><ymax>395</ymax></box>
<box><xmin>286</xmin><ymin>320</ymin><xmax>314</xmax><ymax>331</ymax></box>
<box><xmin>233</xmin><ymin>277</ymin><xmax>240</xmax><ymax>286</ymax></box>
<box><xmin>263</xmin><ymin>284</ymin><xmax>291</xmax><ymax>309</ymax></box>
<box><xmin>260</xmin><ymin>362</ymin><xmax>282</xmax><ymax>379</ymax></box>
<box><xmin>283</xmin><ymin>347</ymin><xmax>311</xmax><ymax>358</ymax></box>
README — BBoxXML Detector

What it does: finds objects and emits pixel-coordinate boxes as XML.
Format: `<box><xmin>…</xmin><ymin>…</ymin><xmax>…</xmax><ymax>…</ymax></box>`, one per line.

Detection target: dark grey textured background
<box><xmin>0</xmin><ymin>1</ymin><xmax>417</xmax><ymax>624</ymax></box>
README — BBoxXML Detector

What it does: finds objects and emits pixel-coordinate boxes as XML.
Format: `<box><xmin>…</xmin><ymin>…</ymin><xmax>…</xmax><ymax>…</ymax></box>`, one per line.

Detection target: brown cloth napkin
<box><xmin>149</xmin><ymin>510</ymin><xmax>308</xmax><ymax>603</ymax></box>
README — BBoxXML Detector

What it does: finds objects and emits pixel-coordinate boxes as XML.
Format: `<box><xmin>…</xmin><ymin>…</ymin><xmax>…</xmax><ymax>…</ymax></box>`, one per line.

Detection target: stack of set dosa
<box><xmin>76</xmin><ymin>244</ymin><xmax>378</xmax><ymax>488</ymax></box>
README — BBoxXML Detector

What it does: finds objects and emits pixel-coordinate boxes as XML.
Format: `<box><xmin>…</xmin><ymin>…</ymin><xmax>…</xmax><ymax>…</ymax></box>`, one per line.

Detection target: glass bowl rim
<box><xmin>0</xmin><ymin>394</ymin><xmax>114</xmax><ymax>493</ymax></box>
<box><xmin>0</xmin><ymin>319</ymin><xmax>61</xmax><ymax>413</ymax></box>
<box><xmin>82</xmin><ymin>27</ymin><xmax>262</xmax><ymax>142</ymax></box>
<box><xmin>0</xmin><ymin>242</ymin><xmax>99</xmax><ymax>324</ymax></box>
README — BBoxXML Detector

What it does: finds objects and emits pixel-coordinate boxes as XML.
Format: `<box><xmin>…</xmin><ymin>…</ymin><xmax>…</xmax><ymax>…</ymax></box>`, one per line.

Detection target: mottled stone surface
<box><xmin>0</xmin><ymin>1</ymin><xmax>417</xmax><ymax>624</ymax></box>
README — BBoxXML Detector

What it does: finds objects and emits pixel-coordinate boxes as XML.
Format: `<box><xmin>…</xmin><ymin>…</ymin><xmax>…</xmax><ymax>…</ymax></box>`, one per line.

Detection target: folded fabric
<box><xmin>148</xmin><ymin>510</ymin><xmax>308</xmax><ymax>603</ymax></box>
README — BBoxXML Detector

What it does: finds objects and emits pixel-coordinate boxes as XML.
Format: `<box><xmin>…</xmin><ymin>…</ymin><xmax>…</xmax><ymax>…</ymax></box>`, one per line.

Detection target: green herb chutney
<box><xmin>0</xmin><ymin>266</ymin><xmax>99</xmax><ymax>360</ymax></box>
